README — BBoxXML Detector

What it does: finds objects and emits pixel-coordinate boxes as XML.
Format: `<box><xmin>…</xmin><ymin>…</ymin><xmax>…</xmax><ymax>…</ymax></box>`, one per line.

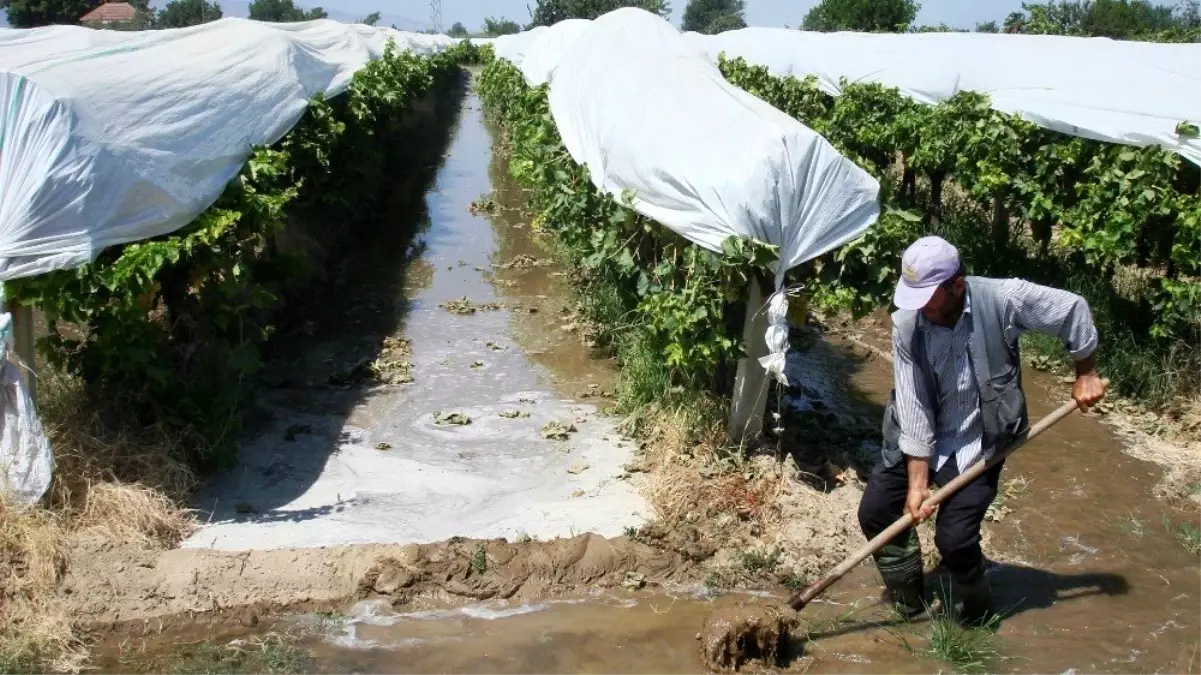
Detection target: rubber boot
<box><xmin>873</xmin><ymin>530</ymin><xmax>925</xmax><ymax>619</ymax></box>
<box><xmin>952</xmin><ymin>562</ymin><xmax>995</xmax><ymax>627</ymax></box>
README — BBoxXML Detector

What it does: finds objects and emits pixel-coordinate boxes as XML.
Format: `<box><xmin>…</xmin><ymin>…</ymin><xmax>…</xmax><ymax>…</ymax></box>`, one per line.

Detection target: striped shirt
<box><xmin>893</xmin><ymin>278</ymin><xmax>1099</xmax><ymax>473</ymax></box>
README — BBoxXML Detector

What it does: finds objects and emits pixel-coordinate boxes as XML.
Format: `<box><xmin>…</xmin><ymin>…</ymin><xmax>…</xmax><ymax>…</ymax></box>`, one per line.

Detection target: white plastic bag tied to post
<box><xmin>758</xmin><ymin>289</ymin><xmax>791</xmax><ymax>387</ymax></box>
<box><xmin>0</xmin><ymin>292</ymin><xmax>52</xmax><ymax>507</ymax></box>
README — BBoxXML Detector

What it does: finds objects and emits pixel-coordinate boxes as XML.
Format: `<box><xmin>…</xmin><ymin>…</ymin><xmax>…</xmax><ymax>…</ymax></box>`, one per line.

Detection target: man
<box><xmin>857</xmin><ymin>235</ymin><xmax>1106</xmax><ymax>624</ymax></box>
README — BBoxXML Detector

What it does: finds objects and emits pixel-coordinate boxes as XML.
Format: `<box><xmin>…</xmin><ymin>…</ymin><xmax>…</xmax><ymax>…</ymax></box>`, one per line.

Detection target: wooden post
<box><xmin>728</xmin><ymin>275</ymin><xmax>771</xmax><ymax>447</ymax></box>
<box><xmin>8</xmin><ymin>300</ymin><xmax>36</xmax><ymax>404</ymax></box>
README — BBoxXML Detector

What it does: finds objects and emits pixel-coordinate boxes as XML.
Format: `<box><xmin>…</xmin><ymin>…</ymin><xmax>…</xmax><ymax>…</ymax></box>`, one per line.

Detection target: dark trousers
<box><xmin>857</xmin><ymin>455</ymin><xmax>1004</xmax><ymax>576</ymax></box>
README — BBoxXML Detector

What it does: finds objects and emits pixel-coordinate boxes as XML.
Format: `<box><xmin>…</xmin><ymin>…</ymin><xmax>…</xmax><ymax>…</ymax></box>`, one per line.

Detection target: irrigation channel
<box><xmin>93</xmin><ymin>85</ymin><xmax>1200</xmax><ymax>674</ymax></box>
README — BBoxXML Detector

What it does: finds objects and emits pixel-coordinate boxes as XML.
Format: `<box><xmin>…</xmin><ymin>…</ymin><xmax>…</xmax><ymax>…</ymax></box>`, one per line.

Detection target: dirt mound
<box><xmin>59</xmin><ymin>533</ymin><xmax>691</xmax><ymax>632</ymax></box>
<box><xmin>358</xmin><ymin>533</ymin><xmax>686</xmax><ymax>606</ymax></box>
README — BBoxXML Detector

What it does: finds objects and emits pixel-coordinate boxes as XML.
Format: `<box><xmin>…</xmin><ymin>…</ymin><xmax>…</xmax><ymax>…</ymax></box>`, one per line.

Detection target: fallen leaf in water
<box><xmin>375</xmin><ymin>442</ymin><xmax>392</xmax><ymax>451</ymax></box>
<box><xmin>470</xmin><ymin>361</ymin><xmax>485</xmax><ymax>369</ymax></box>
<box><xmin>541</xmin><ymin>421</ymin><xmax>577</xmax><ymax>440</ymax></box>
<box><xmin>499</xmin><ymin>410</ymin><xmax>530</xmax><ymax>419</ymax></box>
<box><xmin>567</xmin><ymin>461</ymin><xmax>589</xmax><ymax>474</ymax></box>
<box><xmin>434</xmin><ymin>411</ymin><xmax>472</xmax><ymax>426</ymax></box>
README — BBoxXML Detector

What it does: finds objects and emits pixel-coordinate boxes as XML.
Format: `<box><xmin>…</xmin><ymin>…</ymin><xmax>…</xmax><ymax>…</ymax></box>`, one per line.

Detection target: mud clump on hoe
<box><xmin>699</xmin><ymin>604</ymin><xmax>803</xmax><ymax>672</ymax></box>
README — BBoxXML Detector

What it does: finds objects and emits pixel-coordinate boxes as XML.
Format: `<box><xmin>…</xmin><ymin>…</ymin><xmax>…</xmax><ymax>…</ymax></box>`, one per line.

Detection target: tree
<box><xmin>1</xmin><ymin>0</ymin><xmax>96</xmax><ymax>28</ymax></box>
<box><xmin>975</xmin><ymin>19</ymin><xmax>999</xmax><ymax>31</ymax></box>
<box><xmin>248</xmin><ymin>0</ymin><xmax>325</xmax><ymax>21</ymax></box>
<box><xmin>681</xmin><ymin>0</ymin><xmax>745</xmax><ymax>33</ymax></box>
<box><xmin>156</xmin><ymin>0</ymin><xmax>222</xmax><ymax>27</ymax></box>
<box><xmin>801</xmin><ymin>0</ymin><xmax>920</xmax><ymax>32</ymax></box>
<box><xmin>483</xmin><ymin>15</ymin><xmax>521</xmax><ymax>34</ymax></box>
<box><xmin>357</xmin><ymin>10</ymin><xmax>379</xmax><ymax>24</ymax></box>
<box><xmin>1002</xmin><ymin>10</ymin><xmax>1026</xmax><ymax>31</ymax></box>
<box><xmin>446</xmin><ymin>20</ymin><xmax>468</xmax><ymax>36</ymax></box>
<box><xmin>701</xmin><ymin>9</ymin><xmax>746</xmax><ymax>31</ymax></box>
<box><xmin>1002</xmin><ymin>0</ymin><xmax>1196</xmax><ymax>38</ymax></box>
<box><xmin>527</xmin><ymin>0</ymin><xmax>671</xmax><ymax>28</ymax></box>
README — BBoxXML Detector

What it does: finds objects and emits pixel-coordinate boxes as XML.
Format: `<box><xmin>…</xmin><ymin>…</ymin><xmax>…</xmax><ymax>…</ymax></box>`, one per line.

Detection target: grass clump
<box><xmin>740</xmin><ymin>548</ymin><xmax>781</xmax><ymax>575</ymax></box>
<box><xmin>923</xmin><ymin>613</ymin><xmax>1003</xmax><ymax>674</ymax></box>
<box><xmin>1113</xmin><ymin>512</ymin><xmax>1147</xmax><ymax>538</ymax></box>
<box><xmin>1165</xmin><ymin>517</ymin><xmax>1201</xmax><ymax>554</ymax></box>
<box><xmin>0</xmin><ymin>371</ymin><xmax>198</xmax><ymax>673</ymax></box>
<box><xmin>167</xmin><ymin>633</ymin><xmax>314</xmax><ymax>675</ymax></box>
<box><xmin>470</xmin><ymin>543</ymin><xmax>488</xmax><ymax>574</ymax></box>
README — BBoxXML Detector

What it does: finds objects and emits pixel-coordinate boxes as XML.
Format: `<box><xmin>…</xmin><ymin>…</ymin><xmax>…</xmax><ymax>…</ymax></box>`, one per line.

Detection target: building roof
<box><xmin>80</xmin><ymin>2</ymin><xmax>138</xmax><ymax>23</ymax></box>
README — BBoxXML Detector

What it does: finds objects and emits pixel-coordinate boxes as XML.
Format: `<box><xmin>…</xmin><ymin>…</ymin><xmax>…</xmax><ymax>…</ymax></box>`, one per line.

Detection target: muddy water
<box><xmin>182</xmin><ymin>93</ymin><xmax>648</xmax><ymax>551</ymax></box>
<box><xmin>298</xmin><ymin>329</ymin><xmax>1200</xmax><ymax>674</ymax></box>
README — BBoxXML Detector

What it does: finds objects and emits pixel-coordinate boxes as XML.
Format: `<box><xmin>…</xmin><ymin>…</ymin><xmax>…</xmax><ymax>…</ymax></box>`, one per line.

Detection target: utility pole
<box><xmin>429</xmin><ymin>0</ymin><xmax>443</xmax><ymax>33</ymax></box>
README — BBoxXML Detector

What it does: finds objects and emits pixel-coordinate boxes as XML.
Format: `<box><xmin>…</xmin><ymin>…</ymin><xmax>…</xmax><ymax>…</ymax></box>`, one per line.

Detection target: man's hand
<box><xmin>904</xmin><ymin>455</ymin><xmax>934</xmax><ymax>523</ymax></box>
<box><xmin>1072</xmin><ymin>354</ymin><xmax>1106</xmax><ymax>412</ymax></box>
<box><xmin>906</xmin><ymin>485</ymin><xmax>934</xmax><ymax>523</ymax></box>
<box><xmin>1072</xmin><ymin>371</ymin><xmax>1106</xmax><ymax>411</ymax></box>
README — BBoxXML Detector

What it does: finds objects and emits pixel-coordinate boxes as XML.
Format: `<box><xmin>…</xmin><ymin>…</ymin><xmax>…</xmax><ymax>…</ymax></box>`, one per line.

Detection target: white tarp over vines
<box><xmin>494</xmin><ymin>18</ymin><xmax>1201</xmax><ymax>166</ymax></box>
<box><xmin>0</xmin><ymin>18</ymin><xmax>461</xmax><ymax>506</ymax></box>
<box><xmin>507</xmin><ymin>9</ymin><xmax>884</xmax><ymax>398</ymax></box>
<box><xmin>693</xmin><ymin>28</ymin><xmax>1201</xmax><ymax>166</ymax></box>
<box><xmin>0</xmin><ymin>17</ymin><xmax>458</xmax><ymax>282</ymax></box>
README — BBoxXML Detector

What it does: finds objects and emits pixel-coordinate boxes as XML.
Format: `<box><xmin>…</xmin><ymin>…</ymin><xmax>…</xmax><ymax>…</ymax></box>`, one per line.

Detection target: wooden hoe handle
<box><xmin>786</xmin><ymin>385</ymin><xmax>1101</xmax><ymax>612</ymax></box>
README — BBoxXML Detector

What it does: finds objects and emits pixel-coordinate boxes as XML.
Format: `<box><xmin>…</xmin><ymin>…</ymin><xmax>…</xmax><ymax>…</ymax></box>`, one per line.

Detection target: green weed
<box><xmin>470</xmin><ymin>543</ymin><xmax>488</xmax><ymax>574</ymax></box>
<box><xmin>739</xmin><ymin>548</ymin><xmax>781</xmax><ymax>575</ymax></box>
<box><xmin>168</xmin><ymin>633</ymin><xmax>313</xmax><ymax>675</ymax></box>
<box><xmin>1114</xmin><ymin>512</ymin><xmax>1147</xmax><ymax>538</ymax></box>
<box><xmin>924</xmin><ymin>612</ymin><xmax>1003</xmax><ymax>674</ymax></box>
<box><xmin>1164</xmin><ymin>517</ymin><xmax>1201</xmax><ymax>554</ymax></box>
<box><xmin>781</xmin><ymin>573</ymin><xmax>807</xmax><ymax>591</ymax></box>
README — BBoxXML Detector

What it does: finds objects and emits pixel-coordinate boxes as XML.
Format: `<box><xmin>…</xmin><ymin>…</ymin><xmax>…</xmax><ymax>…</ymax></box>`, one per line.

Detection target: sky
<box><xmin>298</xmin><ymin>0</ymin><xmax>1031</xmax><ymax>31</ymax></box>
<box><xmin>1</xmin><ymin>0</ymin><xmax>1030</xmax><ymax>32</ymax></box>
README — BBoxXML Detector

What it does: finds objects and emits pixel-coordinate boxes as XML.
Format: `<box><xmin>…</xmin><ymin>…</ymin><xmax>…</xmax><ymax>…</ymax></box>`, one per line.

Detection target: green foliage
<box><xmin>357</xmin><ymin>10</ymin><xmax>379</xmax><ymax>25</ymax></box>
<box><xmin>478</xmin><ymin>58</ymin><xmax>774</xmax><ymax>401</ymax></box>
<box><xmin>8</xmin><ymin>42</ymin><xmax>472</xmax><ymax>468</ymax></box>
<box><xmin>1005</xmin><ymin>0</ymin><xmax>1201</xmax><ymax>40</ymax></box>
<box><xmin>801</xmin><ymin>0</ymin><xmax>920</xmax><ymax>32</ymax></box>
<box><xmin>526</xmin><ymin>0</ymin><xmax>671</xmax><ymax>28</ymax></box>
<box><xmin>975</xmin><ymin>19</ymin><xmax>1000</xmax><ymax>31</ymax></box>
<box><xmin>0</xmin><ymin>0</ymin><xmax>97</xmax><ymax>27</ymax></box>
<box><xmin>156</xmin><ymin>0</ymin><xmax>222</xmax><ymax>27</ymax></box>
<box><xmin>248</xmin><ymin>0</ymin><xmax>325</xmax><ymax>22</ymax></box>
<box><xmin>447</xmin><ymin>20</ymin><xmax>468</xmax><ymax>37</ymax></box>
<box><xmin>681</xmin><ymin>0</ymin><xmax>746</xmax><ymax>33</ymax></box>
<box><xmin>483</xmin><ymin>16</ymin><xmax>521</xmax><ymax>35</ymax></box>
<box><xmin>720</xmin><ymin>52</ymin><xmax>1200</xmax><ymax>403</ymax></box>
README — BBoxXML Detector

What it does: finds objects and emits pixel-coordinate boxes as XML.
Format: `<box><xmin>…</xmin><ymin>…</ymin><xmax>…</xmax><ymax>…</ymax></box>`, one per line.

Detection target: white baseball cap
<box><xmin>893</xmin><ymin>236</ymin><xmax>961</xmax><ymax>310</ymax></box>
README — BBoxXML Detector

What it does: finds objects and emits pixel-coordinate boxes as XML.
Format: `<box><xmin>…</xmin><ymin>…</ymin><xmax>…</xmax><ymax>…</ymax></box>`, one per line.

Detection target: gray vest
<box><xmin>880</xmin><ymin>276</ymin><xmax>1031</xmax><ymax>468</ymax></box>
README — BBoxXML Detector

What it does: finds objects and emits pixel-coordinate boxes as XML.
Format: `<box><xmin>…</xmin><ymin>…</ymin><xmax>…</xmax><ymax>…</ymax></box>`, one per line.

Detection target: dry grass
<box><xmin>0</xmin><ymin>370</ymin><xmax>199</xmax><ymax>672</ymax></box>
<box><xmin>1098</xmin><ymin>395</ymin><xmax>1201</xmax><ymax>504</ymax></box>
<box><xmin>626</xmin><ymin>396</ymin><xmax>867</xmax><ymax>585</ymax></box>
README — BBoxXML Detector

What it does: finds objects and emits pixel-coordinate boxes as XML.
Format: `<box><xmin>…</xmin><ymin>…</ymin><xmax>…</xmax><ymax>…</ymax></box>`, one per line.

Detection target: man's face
<box><xmin>921</xmin><ymin>277</ymin><xmax>965</xmax><ymax>326</ymax></box>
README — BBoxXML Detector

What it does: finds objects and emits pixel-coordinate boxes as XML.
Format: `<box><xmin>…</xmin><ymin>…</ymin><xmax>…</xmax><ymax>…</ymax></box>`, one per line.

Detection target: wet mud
<box><xmin>699</xmin><ymin>604</ymin><xmax>801</xmax><ymax>672</ymax></box>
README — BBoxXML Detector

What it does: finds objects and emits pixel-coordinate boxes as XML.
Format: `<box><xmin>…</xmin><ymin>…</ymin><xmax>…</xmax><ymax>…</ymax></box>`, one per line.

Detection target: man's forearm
<box><xmin>1075</xmin><ymin>351</ymin><xmax>1097</xmax><ymax>376</ymax></box>
<box><xmin>905</xmin><ymin>454</ymin><xmax>929</xmax><ymax>493</ymax></box>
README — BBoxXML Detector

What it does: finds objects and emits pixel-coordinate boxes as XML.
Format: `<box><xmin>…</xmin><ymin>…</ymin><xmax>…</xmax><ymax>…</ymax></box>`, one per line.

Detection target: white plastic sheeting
<box><xmin>0</xmin><ymin>18</ymin><xmax>462</xmax><ymax>506</ymax></box>
<box><xmin>507</xmin><ymin>10</ymin><xmax>882</xmax><ymax>387</ymax></box>
<box><xmin>492</xmin><ymin>19</ymin><xmax>592</xmax><ymax>86</ymax></box>
<box><xmin>0</xmin><ymin>18</ymin><xmax>459</xmax><ymax>282</ymax></box>
<box><xmin>0</xmin><ymin>292</ymin><xmax>51</xmax><ymax>507</ymax></box>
